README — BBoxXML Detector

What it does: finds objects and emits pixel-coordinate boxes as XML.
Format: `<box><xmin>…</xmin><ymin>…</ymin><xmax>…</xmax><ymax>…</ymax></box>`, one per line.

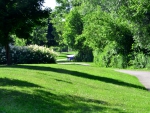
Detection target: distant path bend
<box><xmin>115</xmin><ymin>70</ymin><xmax>150</xmax><ymax>91</ymax></box>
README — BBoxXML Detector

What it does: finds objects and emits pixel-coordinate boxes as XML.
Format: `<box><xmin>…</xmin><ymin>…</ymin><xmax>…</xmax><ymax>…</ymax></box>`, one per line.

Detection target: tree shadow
<box><xmin>0</xmin><ymin>87</ymin><xmax>127</xmax><ymax>113</ymax></box>
<box><xmin>54</xmin><ymin>79</ymin><xmax>72</xmax><ymax>84</ymax></box>
<box><xmin>0</xmin><ymin>65</ymin><xmax>147</xmax><ymax>90</ymax></box>
<box><xmin>0</xmin><ymin>78</ymin><xmax>42</xmax><ymax>88</ymax></box>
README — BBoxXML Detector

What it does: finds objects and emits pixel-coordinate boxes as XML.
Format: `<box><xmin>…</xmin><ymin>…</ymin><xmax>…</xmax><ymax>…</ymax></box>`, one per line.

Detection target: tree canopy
<box><xmin>0</xmin><ymin>0</ymin><xmax>49</xmax><ymax>45</ymax></box>
<box><xmin>0</xmin><ymin>0</ymin><xmax>49</xmax><ymax>64</ymax></box>
<box><xmin>50</xmin><ymin>0</ymin><xmax>150</xmax><ymax>68</ymax></box>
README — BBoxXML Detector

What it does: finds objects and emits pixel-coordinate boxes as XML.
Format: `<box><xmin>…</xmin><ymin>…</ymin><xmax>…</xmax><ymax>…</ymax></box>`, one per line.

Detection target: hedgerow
<box><xmin>0</xmin><ymin>45</ymin><xmax>58</xmax><ymax>64</ymax></box>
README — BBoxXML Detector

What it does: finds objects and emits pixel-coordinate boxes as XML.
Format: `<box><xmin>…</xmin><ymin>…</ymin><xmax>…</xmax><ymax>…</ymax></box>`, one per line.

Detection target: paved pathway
<box><xmin>115</xmin><ymin>70</ymin><xmax>150</xmax><ymax>91</ymax></box>
<box><xmin>58</xmin><ymin>62</ymin><xmax>90</xmax><ymax>66</ymax></box>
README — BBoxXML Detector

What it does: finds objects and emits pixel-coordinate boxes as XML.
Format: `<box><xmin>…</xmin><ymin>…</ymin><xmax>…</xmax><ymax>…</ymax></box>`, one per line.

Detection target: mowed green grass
<box><xmin>0</xmin><ymin>64</ymin><xmax>150</xmax><ymax>113</ymax></box>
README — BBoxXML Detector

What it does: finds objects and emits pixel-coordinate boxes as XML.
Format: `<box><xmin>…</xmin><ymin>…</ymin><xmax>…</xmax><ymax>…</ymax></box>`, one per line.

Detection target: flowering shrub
<box><xmin>0</xmin><ymin>45</ymin><xmax>58</xmax><ymax>64</ymax></box>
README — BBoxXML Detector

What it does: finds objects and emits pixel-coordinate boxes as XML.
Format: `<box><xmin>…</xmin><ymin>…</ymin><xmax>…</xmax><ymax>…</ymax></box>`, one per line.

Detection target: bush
<box><xmin>0</xmin><ymin>46</ymin><xmax>6</xmax><ymax>64</ymax></box>
<box><xmin>74</xmin><ymin>48</ymin><xmax>93</xmax><ymax>62</ymax></box>
<box><xmin>129</xmin><ymin>52</ymin><xmax>149</xmax><ymax>69</ymax></box>
<box><xmin>93</xmin><ymin>42</ymin><xmax>128</xmax><ymax>68</ymax></box>
<box><xmin>0</xmin><ymin>45</ymin><xmax>58</xmax><ymax>64</ymax></box>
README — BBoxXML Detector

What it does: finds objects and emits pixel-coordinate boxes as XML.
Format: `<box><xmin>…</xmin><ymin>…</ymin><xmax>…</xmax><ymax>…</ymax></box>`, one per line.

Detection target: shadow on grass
<box><xmin>0</xmin><ymin>78</ymin><xmax>42</xmax><ymax>88</ymax></box>
<box><xmin>0</xmin><ymin>87</ymin><xmax>126</xmax><ymax>113</ymax></box>
<box><xmin>0</xmin><ymin>65</ymin><xmax>147</xmax><ymax>90</ymax></box>
<box><xmin>54</xmin><ymin>79</ymin><xmax>72</xmax><ymax>84</ymax></box>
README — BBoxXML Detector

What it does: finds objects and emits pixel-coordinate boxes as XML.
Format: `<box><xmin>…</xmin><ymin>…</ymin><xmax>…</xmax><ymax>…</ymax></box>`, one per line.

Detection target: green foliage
<box><xmin>82</xmin><ymin>6</ymin><xmax>133</xmax><ymax>53</ymax></box>
<box><xmin>47</xmin><ymin>18</ymin><xmax>58</xmax><ymax>47</ymax></box>
<box><xmin>80</xmin><ymin>5</ymin><xmax>133</xmax><ymax>67</ymax></box>
<box><xmin>51</xmin><ymin>11</ymin><xmax>65</xmax><ymax>46</ymax></box>
<box><xmin>0</xmin><ymin>0</ymin><xmax>49</xmax><ymax>46</ymax></box>
<box><xmin>59</xmin><ymin>7</ymin><xmax>94</xmax><ymax>62</ymax></box>
<box><xmin>63</xmin><ymin>9</ymin><xmax>83</xmax><ymax>49</ymax></box>
<box><xmin>51</xmin><ymin>0</ymin><xmax>150</xmax><ymax>68</ymax></box>
<box><xmin>0</xmin><ymin>0</ymin><xmax>49</xmax><ymax>65</ymax></box>
<box><xmin>74</xmin><ymin>48</ymin><xmax>93</xmax><ymax>62</ymax></box>
<box><xmin>129</xmin><ymin>52</ymin><xmax>150</xmax><ymax>69</ymax></box>
<box><xmin>0</xmin><ymin>45</ymin><xmax>57</xmax><ymax>64</ymax></box>
<box><xmin>51</xmin><ymin>0</ymin><xmax>76</xmax><ymax>47</ymax></box>
<box><xmin>93</xmin><ymin>42</ymin><xmax>128</xmax><ymax>68</ymax></box>
<box><xmin>25</xmin><ymin>13</ymin><xmax>58</xmax><ymax>47</ymax></box>
<box><xmin>12</xmin><ymin>35</ymin><xmax>26</xmax><ymax>46</ymax></box>
<box><xmin>82</xmin><ymin>6</ymin><xmax>110</xmax><ymax>50</ymax></box>
<box><xmin>109</xmin><ymin>54</ymin><xmax>124</xmax><ymax>68</ymax></box>
<box><xmin>120</xmin><ymin>0</ymin><xmax>150</xmax><ymax>49</ymax></box>
<box><xmin>28</xmin><ymin>26</ymin><xmax>48</xmax><ymax>46</ymax></box>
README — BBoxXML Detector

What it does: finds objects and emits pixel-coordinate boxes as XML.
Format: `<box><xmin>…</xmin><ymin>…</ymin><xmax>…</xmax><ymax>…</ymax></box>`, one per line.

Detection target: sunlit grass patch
<box><xmin>0</xmin><ymin>64</ymin><xmax>150</xmax><ymax>113</ymax></box>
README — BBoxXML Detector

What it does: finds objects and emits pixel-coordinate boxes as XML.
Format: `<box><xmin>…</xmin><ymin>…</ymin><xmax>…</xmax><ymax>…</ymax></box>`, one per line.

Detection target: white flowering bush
<box><xmin>0</xmin><ymin>45</ymin><xmax>58</xmax><ymax>64</ymax></box>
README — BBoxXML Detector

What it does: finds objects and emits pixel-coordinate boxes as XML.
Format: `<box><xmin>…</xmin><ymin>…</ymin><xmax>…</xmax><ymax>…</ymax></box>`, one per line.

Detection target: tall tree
<box><xmin>51</xmin><ymin>0</ymin><xmax>82</xmax><ymax>46</ymax></box>
<box><xmin>27</xmin><ymin>26</ymin><xmax>48</xmax><ymax>46</ymax></box>
<box><xmin>63</xmin><ymin>9</ymin><xmax>83</xmax><ymax>49</ymax></box>
<box><xmin>0</xmin><ymin>0</ymin><xmax>49</xmax><ymax>65</ymax></box>
<box><xmin>47</xmin><ymin>18</ymin><xmax>58</xmax><ymax>47</ymax></box>
<box><xmin>125</xmin><ymin>0</ymin><xmax>150</xmax><ymax>49</ymax></box>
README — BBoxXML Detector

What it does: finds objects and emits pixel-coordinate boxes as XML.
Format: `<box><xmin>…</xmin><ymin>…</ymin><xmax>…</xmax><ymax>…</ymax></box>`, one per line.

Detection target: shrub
<box><xmin>129</xmin><ymin>52</ymin><xmax>149</xmax><ymax>69</ymax></box>
<box><xmin>74</xmin><ymin>48</ymin><xmax>93</xmax><ymax>62</ymax></box>
<box><xmin>0</xmin><ymin>45</ymin><xmax>58</xmax><ymax>64</ymax></box>
<box><xmin>93</xmin><ymin>42</ymin><xmax>128</xmax><ymax>68</ymax></box>
<box><xmin>110</xmin><ymin>55</ymin><xmax>128</xmax><ymax>68</ymax></box>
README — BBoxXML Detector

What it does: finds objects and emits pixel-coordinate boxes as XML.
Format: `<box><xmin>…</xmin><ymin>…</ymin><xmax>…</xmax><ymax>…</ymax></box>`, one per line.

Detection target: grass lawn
<box><xmin>0</xmin><ymin>64</ymin><xmax>150</xmax><ymax>113</ymax></box>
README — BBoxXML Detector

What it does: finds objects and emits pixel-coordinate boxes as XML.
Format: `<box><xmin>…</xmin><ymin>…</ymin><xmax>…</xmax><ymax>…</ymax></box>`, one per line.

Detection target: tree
<box><xmin>51</xmin><ymin>0</ymin><xmax>83</xmax><ymax>46</ymax></box>
<box><xmin>51</xmin><ymin>0</ymin><xmax>73</xmax><ymax>47</ymax></box>
<box><xmin>47</xmin><ymin>18</ymin><xmax>58</xmax><ymax>47</ymax></box>
<box><xmin>78</xmin><ymin>4</ymin><xmax>134</xmax><ymax>66</ymax></box>
<box><xmin>127</xmin><ymin>0</ymin><xmax>150</xmax><ymax>49</ymax></box>
<box><xmin>62</xmin><ymin>8</ymin><xmax>93</xmax><ymax>61</ymax></box>
<box><xmin>0</xmin><ymin>0</ymin><xmax>49</xmax><ymax>65</ymax></box>
<box><xmin>28</xmin><ymin>26</ymin><xmax>47</xmax><ymax>46</ymax></box>
<box><xmin>63</xmin><ymin>9</ymin><xmax>83</xmax><ymax>49</ymax></box>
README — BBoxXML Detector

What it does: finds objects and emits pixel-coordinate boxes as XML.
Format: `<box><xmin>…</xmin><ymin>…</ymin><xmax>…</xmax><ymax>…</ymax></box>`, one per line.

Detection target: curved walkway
<box><xmin>58</xmin><ymin>62</ymin><xmax>90</xmax><ymax>66</ymax></box>
<box><xmin>115</xmin><ymin>70</ymin><xmax>150</xmax><ymax>91</ymax></box>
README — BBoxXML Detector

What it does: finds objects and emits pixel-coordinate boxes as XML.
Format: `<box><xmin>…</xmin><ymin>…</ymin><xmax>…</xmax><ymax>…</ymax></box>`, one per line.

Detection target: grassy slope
<box><xmin>0</xmin><ymin>64</ymin><xmax>150</xmax><ymax>113</ymax></box>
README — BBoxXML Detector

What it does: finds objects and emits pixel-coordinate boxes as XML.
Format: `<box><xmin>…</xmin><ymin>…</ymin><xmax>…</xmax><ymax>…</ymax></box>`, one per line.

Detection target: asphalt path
<box><xmin>115</xmin><ymin>70</ymin><xmax>150</xmax><ymax>91</ymax></box>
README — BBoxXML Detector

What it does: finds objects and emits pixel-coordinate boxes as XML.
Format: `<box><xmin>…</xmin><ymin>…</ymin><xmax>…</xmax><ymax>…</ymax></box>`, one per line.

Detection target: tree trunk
<box><xmin>5</xmin><ymin>43</ymin><xmax>11</xmax><ymax>65</ymax></box>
